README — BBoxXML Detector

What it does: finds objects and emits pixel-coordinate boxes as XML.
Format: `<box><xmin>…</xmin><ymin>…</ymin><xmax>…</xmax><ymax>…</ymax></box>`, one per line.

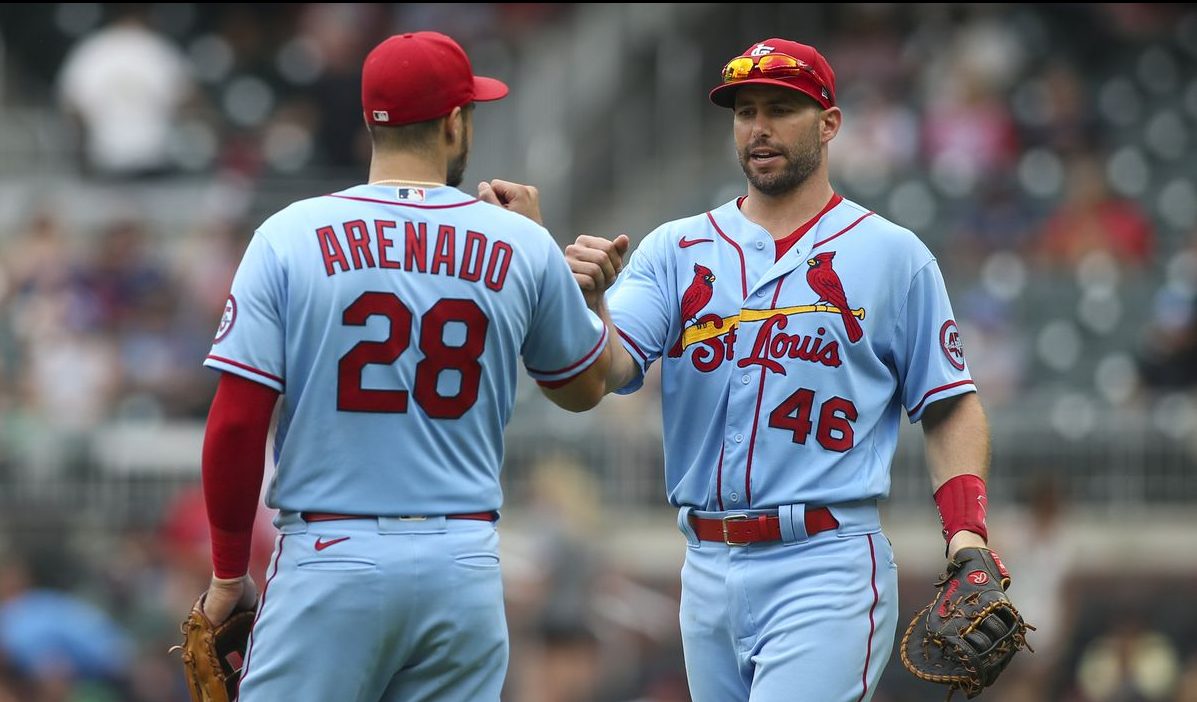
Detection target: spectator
<box><xmin>57</xmin><ymin>5</ymin><xmax>195</xmax><ymax>178</ymax></box>
<box><xmin>1037</xmin><ymin>154</ymin><xmax>1155</xmax><ymax>269</ymax></box>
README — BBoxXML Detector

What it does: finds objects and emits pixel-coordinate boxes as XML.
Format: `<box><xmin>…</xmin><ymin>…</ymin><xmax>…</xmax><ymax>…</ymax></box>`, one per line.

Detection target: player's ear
<box><xmin>444</xmin><ymin>106</ymin><xmax>465</xmax><ymax>147</ymax></box>
<box><xmin>820</xmin><ymin>106</ymin><xmax>842</xmax><ymax>143</ymax></box>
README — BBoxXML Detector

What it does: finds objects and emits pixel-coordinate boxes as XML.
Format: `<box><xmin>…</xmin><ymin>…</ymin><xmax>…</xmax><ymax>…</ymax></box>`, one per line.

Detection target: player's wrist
<box><xmin>946</xmin><ymin>530</ymin><xmax>987</xmax><ymax>560</ymax></box>
<box><xmin>933</xmin><ymin>473</ymin><xmax>989</xmax><ymax>555</ymax></box>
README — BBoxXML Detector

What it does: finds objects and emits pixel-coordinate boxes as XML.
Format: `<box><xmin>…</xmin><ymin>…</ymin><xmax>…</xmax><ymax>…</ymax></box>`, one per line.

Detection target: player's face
<box><xmin>733</xmin><ymin>86</ymin><xmax>824</xmax><ymax>196</ymax></box>
<box><xmin>446</xmin><ymin>107</ymin><xmax>472</xmax><ymax>187</ymax></box>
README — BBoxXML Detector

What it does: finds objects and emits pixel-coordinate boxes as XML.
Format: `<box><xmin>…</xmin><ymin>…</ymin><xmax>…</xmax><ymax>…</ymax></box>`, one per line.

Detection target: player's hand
<box><xmin>478</xmin><ymin>179</ymin><xmax>542</xmax><ymax>224</ymax></box>
<box><xmin>202</xmin><ymin>574</ymin><xmax>258</xmax><ymax>625</ymax></box>
<box><xmin>566</xmin><ymin>234</ymin><xmax>631</xmax><ymax>308</ymax></box>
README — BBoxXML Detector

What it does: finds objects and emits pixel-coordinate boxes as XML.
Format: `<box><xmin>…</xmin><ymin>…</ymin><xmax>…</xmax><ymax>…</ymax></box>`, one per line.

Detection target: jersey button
<box><xmin>734</xmin><ymin>433</ymin><xmax>744</xmax><ymax>443</ymax></box>
<box><xmin>755</xmin><ymin>241</ymin><xmax>765</xmax><ymax>250</ymax></box>
<box><xmin>729</xmin><ymin>492</ymin><xmax>739</xmax><ymax>502</ymax></box>
<box><xmin>741</xmin><ymin>375</ymin><xmax>750</xmax><ymax>384</ymax></box>
<box><xmin>756</xmin><ymin>290</ymin><xmax>766</xmax><ymax>297</ymax></box>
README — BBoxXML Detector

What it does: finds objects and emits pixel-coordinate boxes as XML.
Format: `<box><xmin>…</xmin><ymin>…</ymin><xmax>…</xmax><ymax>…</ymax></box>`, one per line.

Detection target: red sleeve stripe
<box><xmin>532</xmin><ymin>326</ymin><xmax>608</xmax><ymax>388</ymax></box>
<box><xmin>325</xmin><ymin>194</ymin><xmax>479</xmax><ymax>209</ymax></box>
<box><xmin>206</xmin><ymin>355</ymin><xmax>285</xmax><ymax>388</ymax></box>
<box><xmin>526</xmin><ymin>326</ymin><xmax>608</xmax><ymax>377</ymax></box>
<box><xmin>813</xmin><ymin>211</ymin><xmax>874</xmax><ymax>249</ymax></box>
<box><xmin>615</xmin><ymin>326</ymin><xmax>649</xmax><ymax>362</ymax></box>
<box><xmin>908</xmin><ymin>379</ymin><xmax>975</xmax><ymax>416</ymax></box>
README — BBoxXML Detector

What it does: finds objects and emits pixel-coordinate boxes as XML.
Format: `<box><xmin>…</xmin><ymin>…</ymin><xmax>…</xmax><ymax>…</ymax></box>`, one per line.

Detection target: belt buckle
<box><xmin>722</xmin><ymin>513</ymin><xmax>750</xmax><ymax>546</ymax></box>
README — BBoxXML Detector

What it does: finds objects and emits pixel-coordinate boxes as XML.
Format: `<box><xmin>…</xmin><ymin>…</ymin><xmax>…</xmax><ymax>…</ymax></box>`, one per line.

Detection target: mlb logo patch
<box><xmin>372</xmin><ymin>110</ymin><xmax>390</xmax><ymax>122</ymax></box>
<box><xmin>395</xmin><ymin>187</ymin><xmax>426</xmax><ymax>202</ymax></box>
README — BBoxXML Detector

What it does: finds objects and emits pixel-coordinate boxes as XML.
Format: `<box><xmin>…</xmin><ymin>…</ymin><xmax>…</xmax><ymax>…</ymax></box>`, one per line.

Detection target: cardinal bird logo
<box><xmin>806</xmin><ymin>252</ymin><xmax>863</xmax><ymax>343</ymax></box>
<box><xmin>681</xmin><ymin>263</ymin><xmax>716</xmax><ymax>324</ymax></box>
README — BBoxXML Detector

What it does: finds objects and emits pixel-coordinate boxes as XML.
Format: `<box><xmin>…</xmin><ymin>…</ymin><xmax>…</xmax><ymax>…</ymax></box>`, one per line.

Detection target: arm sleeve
<box><xmin>522</xmin><ymin>239</ymin><xmax>607</xmax><ymax>386</ymax></box>
<box><xmin>204</xmin><ymin>232</ymin><xmax>287</xmax><ymax>391</ymax></box>
<box><xmin>203</xmin><ymin>372</ymin><xmax>280</xmax><ymax>579</ymax></box>
<box><xmin>893</xmin><ymin>260</ymin><xmax>977</xmax><ymax>422</ymax></box>
<box><xmin>606</xmin><ymin>236</ymin><xmax>675</xmax><ymax>394</ymax></box>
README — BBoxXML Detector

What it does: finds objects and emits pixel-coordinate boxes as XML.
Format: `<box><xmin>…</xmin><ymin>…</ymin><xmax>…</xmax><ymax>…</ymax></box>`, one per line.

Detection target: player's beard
<box><xmin>738</xmin><ymin>122</ymin><xmax>822</xmax><ymax>196</ymax></box>
<box><xmin>445</xmin><ymin>117</ymin><xmax>471</xmax><ymax>187</ymax></box>
<box><xmin>446</xmin><ymin>141</ymin><xmax>469</xmax><ymax>188</ymax></box>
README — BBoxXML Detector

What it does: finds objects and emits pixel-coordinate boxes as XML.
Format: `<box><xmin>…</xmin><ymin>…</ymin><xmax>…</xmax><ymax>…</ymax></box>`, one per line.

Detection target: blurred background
<box><xmin>0</xmin><ymin>3</ymin><xmax>1195</xmax><ymax>701</ymax></box>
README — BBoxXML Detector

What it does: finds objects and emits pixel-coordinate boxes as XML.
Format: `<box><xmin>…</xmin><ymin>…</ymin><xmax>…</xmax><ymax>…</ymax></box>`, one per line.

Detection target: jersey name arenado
<box><xmin>206</xmin><ymin>184</ymin><xmax>605</xmax><ymax>516</ymax></box>
<box><xmin>608</xmin><ymin>196</ymin><xmax>973</xmax><ymax>511</ymax></box>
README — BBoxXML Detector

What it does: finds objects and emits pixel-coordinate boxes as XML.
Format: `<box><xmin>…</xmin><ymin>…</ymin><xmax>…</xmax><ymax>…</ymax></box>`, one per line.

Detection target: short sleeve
<box><xmin>606</xmin><ymin>235</ymin><xmax>675</xmax><ymax>394</ymax></box>
<box><xmin>204</xmin><ymin>233</ymin><xmax>287</xmax><ymax>392</ymax></box>
<box><xmin>522</xmin><ymin>244</ymin><xmax>607</xmax><ymax>386</ymax></box>
<box><xmin>893</xmin><ymin>260</ymin><xmax>976</xmax><ymax>422</ymax></box>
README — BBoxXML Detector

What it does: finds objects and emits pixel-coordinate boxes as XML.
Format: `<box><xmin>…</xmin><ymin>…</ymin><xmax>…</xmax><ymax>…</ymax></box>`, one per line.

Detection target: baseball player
<box><xmin>195</xmin><ymin>32</ymin><xmax>612</xmax><ymax>702</ymax></box>
<box><xmin>560</xmin><ymin>38</ymin><xmax>1011</xmax><ymax>701</ymax></box>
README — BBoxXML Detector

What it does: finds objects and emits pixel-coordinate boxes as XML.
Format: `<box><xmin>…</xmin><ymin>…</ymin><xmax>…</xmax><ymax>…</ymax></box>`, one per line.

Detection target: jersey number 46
<box><xmin>768</xmin><ymin>388</ymin><xmax>858</xmax><ymax>452</ymax></box>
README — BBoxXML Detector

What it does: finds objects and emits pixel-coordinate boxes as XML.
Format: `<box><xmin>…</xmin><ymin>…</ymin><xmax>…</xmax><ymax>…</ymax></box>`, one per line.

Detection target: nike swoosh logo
<box><xmin>679</xmin><ymin>236</ymin><xmax>713</xmax><ymax>248</ymax></box>
<box><xmin>314</xmin><ymin>536</ymin><xmax>350</xmax><ymax>552</ymax></box>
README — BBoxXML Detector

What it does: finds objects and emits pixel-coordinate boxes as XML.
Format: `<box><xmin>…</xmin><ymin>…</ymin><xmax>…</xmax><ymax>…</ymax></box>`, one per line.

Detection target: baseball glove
<box><xmin>171</xmin><ymin>594</ymin><xmax>257</xmax><ymax>702</ymax></box>
<box><xmin>900</xmin><ymin>547</ymin><xmax>1033</xmax><ymax>699</ymax></box>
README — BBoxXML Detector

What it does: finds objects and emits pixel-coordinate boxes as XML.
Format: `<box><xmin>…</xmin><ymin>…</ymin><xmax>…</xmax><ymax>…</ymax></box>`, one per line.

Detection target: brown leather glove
<box><xmin>171</xmin><ymin>593</ymin><xmax>257</xmax><ymax>702</ymax></box>
<box><xmin>900</xmin><ymin>547</ymin><xmax>1033</xmax><ymax>699</ymax></box>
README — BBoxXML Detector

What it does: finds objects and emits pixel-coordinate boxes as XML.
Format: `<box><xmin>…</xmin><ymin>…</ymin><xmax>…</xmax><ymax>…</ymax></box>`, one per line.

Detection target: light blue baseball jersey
<box><xmin>205</xmin><ymin>183</ymin><xmax>606</xmax><ymax>516</ymax></box>
<box><xmin>608</xmin><ymin>195</ymin><xmax>974</xmax><ymax>511</ymax></box>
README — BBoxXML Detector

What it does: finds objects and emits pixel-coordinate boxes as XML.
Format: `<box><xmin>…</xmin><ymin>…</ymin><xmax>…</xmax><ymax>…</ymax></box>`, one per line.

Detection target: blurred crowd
<box><xmin>0</xmin><ymin>3</ymin><xmax>1196</xmax><ymax>701</ymax></box>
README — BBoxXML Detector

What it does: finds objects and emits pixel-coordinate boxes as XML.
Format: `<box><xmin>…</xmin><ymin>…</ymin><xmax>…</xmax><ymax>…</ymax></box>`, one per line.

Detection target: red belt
<box><xmin>690</xmin><ymin>507</ymin><xmax>838</xmax><ymax>546</ymax></box>
<box><xmin>302</xmin><ymin>511</ymin><xmax>498</xmax><ymax>523</ymax></box>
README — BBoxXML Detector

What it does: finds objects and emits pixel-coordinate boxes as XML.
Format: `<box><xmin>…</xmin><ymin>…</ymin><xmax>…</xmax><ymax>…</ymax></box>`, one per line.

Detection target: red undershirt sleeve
<box><xmin>202</xmin><ymin>372</ymin><xmax>280</xmax><ymax>579</ymax></box>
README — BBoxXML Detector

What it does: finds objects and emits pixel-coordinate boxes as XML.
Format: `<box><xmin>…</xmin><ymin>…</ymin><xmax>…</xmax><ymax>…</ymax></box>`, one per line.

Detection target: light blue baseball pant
<box><xmin>677</xmin><ymin>502</ymin><xmax>899</xmax><ymax>702</ymax></box>
<box><xmin>237</xmin><ymin>512</ymin><xmax>508</xmax><ymax>702</ymax></box>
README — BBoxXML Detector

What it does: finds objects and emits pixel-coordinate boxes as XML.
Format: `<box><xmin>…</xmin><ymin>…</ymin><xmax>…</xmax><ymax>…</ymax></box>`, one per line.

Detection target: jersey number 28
<box><xmin>337</xmin><ymin>291</ymin><xmax>488</xmax><ymax>419</ymax></box>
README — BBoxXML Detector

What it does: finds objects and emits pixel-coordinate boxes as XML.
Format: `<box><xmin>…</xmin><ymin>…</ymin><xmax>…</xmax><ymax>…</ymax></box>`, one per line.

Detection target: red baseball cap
<box><xmin>362</xmin><ymin>31</ymin><xmax>509</xmax><ymax>126</ymax></box>
<box><xmin>709</xmin><ymin>38</ymin><xmax>836</xmax><ymax>110</ymax></box>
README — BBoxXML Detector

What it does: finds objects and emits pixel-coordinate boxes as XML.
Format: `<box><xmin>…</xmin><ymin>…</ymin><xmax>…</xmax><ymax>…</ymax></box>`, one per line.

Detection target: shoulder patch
<box><xmin>940</xmin><ymin>319</ymin><xmax>965</xmax><ymax>370</ymax></box>
<box><xmin>215</xmin><ymin>295</ymin><xmax>237</xmax><ymax>343</ymax></box>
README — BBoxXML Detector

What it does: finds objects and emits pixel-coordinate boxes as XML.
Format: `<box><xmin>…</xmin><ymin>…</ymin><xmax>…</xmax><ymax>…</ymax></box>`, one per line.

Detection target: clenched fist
<box><xmin>565</xmin><ymin>234</ymin><xmax>631</xmax><ymax>309</ymax></box>
<box><xmin>477</xmin><ymin>179</ymin><xmax>542</xmax><ymax>224</ymax></box>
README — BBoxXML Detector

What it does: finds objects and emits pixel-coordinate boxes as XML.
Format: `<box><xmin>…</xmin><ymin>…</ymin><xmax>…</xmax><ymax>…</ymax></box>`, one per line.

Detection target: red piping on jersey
<box><xmin>615</xmin><ymin>326</ymin><xmax>649</xmax><ymax>363</ymax></box>
<box><xmin>534</xmin><ymin>327</ymin><xmax>609</xmax><ymax>389</ymax></box>
<box><xmin>707</xmin><ymin>212</ymin><xmax>748</xmax><ymax>299</ymax></box>
<box><xmin>326</xmin><ymin>194</ymin><xmax>480</xmax><ymax>209</ymax></box>
<box><xmin>237</xmin><ymin>534</ymin><xmax>285</xmax><ymax>697</ymax></box>
<box><xmin>526</xmin><ymin>326</ymin><xmax>608</xmax><ymax>376</ymax></box>
<box><xmin>908</xmin><ymin>379</ymin><xmax>975</xmax><ymax>416</ymax></box>
<box><xmin>742</xmin><ymin>278</ymin><xmax>786</xmax><ymax>505</ymax></box>
<box><xmin>207</xmin><ymin>354</ymin><xmax>285</xmax><ymax>387</ymax></box>
<box><xmin>856</xmin><ymin>533</ymin><xmax>880</xmax><ymax>702</ymax></box>
<box><xmin>714</xmin><ymin>443</ymin><xmax>727</xmax><ymax>511</ymax></box>
<box><xmin>813</xmin><ymin>211</ymin><xmax>875</xmax><ymax>249</ymax></box>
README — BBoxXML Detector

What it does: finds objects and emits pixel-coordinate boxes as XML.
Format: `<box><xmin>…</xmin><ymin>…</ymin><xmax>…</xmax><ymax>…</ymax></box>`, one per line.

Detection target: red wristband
<box><xmin>933</xmin><ymin>474</ymin><xmax>989</xmax><ymax>545</ymax></box>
